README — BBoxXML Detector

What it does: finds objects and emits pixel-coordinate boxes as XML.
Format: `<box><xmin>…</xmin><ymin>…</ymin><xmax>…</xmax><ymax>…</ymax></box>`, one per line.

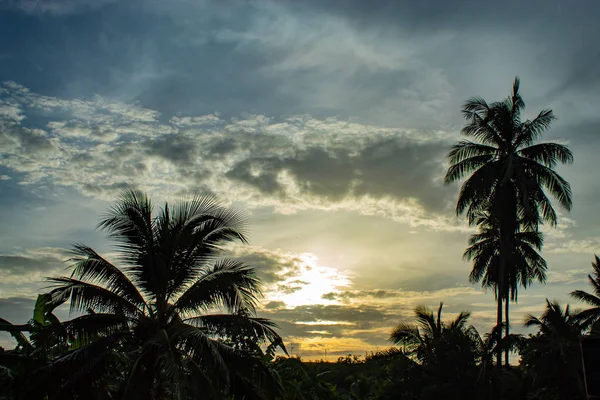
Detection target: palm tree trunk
<box><xmin>497</xmin><ymin>202</ymin><xmax>513</xmax><ymax>400</ymax></box>
<box><xmin>496</xmin><ymin>281</ymin><xmax>503</xmax><ymax>366</ymax></box>
<box><xmin>495</xmin><ymin>284</ymin><xmax>503</xmax><ymax>400</ymax></box>
<box><xmin>504</xmin><ymin>296</ymin><xmax>509</xmax><ymax>366</ymax></box>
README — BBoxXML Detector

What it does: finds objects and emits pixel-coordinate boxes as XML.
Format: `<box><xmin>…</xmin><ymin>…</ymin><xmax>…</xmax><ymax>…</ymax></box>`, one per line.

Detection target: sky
<box><xmin>1</xmin><ymin>0</ymin><xmax>599</xmax><ymax>360</ymax></box>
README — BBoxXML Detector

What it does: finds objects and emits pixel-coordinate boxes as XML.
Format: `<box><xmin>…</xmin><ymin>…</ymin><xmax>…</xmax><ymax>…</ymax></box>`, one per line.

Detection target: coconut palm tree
<box><xmin>570</xmin><ymin>255</ymin><xmax>600</xmax><ymax>332</ymax></box>
<box><xmin>43</xmin><ymin>190</ymin><xmax>285</xmax><ymax>399</ymax></box>
<box><xmin>444</xmin><ymin>77</ymin><xmax>573</xmax><ymax>369</ymax></box>
<box><xmin>521</xmin><ymin>300</ymin><xmax>585</xmax><ymax>399</ymax></box>
<box><xmin>390</xmin><ymin>303</ymin><xmax>475</xmax><ymax>363</ymax></box>
<box><xmin>464</xmin><ymin>211</ymin><xmax>547</xmax><ymax>364</ymax></box>
<box><xmin>390</xmin><ymin>303</ymin><xmax>482</xmax><ymax>399</ymax></box>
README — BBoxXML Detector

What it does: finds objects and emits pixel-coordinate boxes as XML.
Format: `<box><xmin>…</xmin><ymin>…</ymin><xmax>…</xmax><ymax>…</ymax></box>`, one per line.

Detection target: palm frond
<box><xmin>444</xmin><ymin>154</ymin><xmax>495</xmax><ymax>185</ymax></box>
<box><xmin>163</xmin><ymin>196</ymin><xmax>250</xmax><ymax>298</ymax></box>
<box><xmin>570</xmin><ymin>290</ymin><xmax>600</xmax><ymax>307</ymax></box>
<box><xmin>521</xmin><ymin>158</ymin><xmax>573</xmax><ymax>212</ymax></box>
<box><xmin>448</xmin><ymin>141</ymin><xmax>497</xmax><ymax>164</ymax></box>
<box><xmin>460</xmin><ymin>112</ymin><xmax>504</xmax><ymax>146</ymax></box>
<box><xmin>68</xmin><ymin>244</ymin><xmax>147</xmax><ymax>308</ymax></box>
<box><xmin>523</xmin><ymin>314</ymin><xmax>542</xmax><ymax>329</ymax></box>
<box><xmin>518</xmin><ymin>142</ymin><xmax>573</xmax><ymax>168</ymax></box>
<box><xmin>510</xmin><ymin>76</ymin><xmax>525</xmax><ymax>117</ymax></box>
<box><xmin>47</xmin><ymin>277</ymin><xmax>143</xmax><ymax>316</ymax></box>
<box><xmin>448</xmin><ymin>311</ymin><xmax>472</xmax><ymax>330</ymax></box>
<box><xmin>389</xmin><ymin>322</ymin><xmax>421</xmax><ymax>347</ymax></box>
<box><xmin>515</xmin><ymin>109</ymin><xmax>555</xmax><ymax>148</ymax></box>
<box><xmin>455</xmin><ymin>161</ymin><xmax>499</xmax><ymax>217</ymax></box>
<box><xmin>170</xmin><ymin>323</ymin><xmax>232</xmax><ymax>386</ymax></box>
<box><xmin>414</xmin><ymin>305</ymin><xmax>440</xmax><ymax>338</ymax></box>
<box><xmin>173</xmin><ymin>259</ymin><xmax>261</xmax><ymax>315</ymax></box>
<box><xmin>61</xmin><ymin>313</ymin><xmax>131</xmax><ymax>347</ymax></box>
<box><xmin>461</xmin><ymin>96</ymin><xmax>490</xmax><ymax>117</ymax></box>
<box><xmin>186</xmin><ymin>314</ymin><xmax>286</xmax><ymax>352</ymax></box>
<box><xmin>97</xmin><ymin>189</ymin><xmax>154</xmax><ymax>255</ymax></box>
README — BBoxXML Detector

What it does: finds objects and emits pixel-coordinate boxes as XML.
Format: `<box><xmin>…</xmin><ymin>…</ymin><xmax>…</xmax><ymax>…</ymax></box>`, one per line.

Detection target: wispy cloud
<box><xmin>546</xmin><ymin>237</ymin><xmax>600</xmax><ymax>254</ymax></box>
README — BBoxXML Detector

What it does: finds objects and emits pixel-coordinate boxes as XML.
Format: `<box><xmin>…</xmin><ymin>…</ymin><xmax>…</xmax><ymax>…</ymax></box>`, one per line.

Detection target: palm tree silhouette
<box><xmin>445</xmin><ymin>77</ymin><xmax>573</xmax><ymax>370</ymax></box>
<box><xmin>389</xmin><ymin>303</ymin><xmax>483</xmax><ymax>399</ymax></box>
<box><xmin>45</xmin><ymin>190</ymin><xmax>285</xmax><ymax>399</ymax></box>
<box><xmin>570</xmin><ymin>255</ymin><xmax>600</xmax><ymax>332</ymax></box>
<box><xmin>464</xmin><ymin>211</ymin><xmax>547</xmax><ymax>364</ymax></box>
<box><xmin>389</xmin><ymin>302</ymin><xmax>473</xmax><ymax>363</ymax></box>
<box><xmin>521</xmin><ymin>300</ymin><xmax>585</xmax><ymax>399</ymax></box>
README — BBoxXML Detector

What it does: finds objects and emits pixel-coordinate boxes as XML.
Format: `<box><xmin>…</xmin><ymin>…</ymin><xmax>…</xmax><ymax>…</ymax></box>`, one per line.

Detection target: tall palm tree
<box><xmin>521</xmin><ymin>300</ymin><xmax>585</xmax><ymax>399</ymax></box>
<box><xmin>445</xmin><ymin>77</ymin><xmax>573</xmax><ymax>369</ymax></box>
<box><xmin>44</xmin><ymin>190</ymin><xmax>285</xmax><ymax>399</ymax></box>
<box><xmin>570</xmin><ymin>255</ymin><xmax>600</xmax><ymax>332</ymax></box>
<box><xmin>464</xmin><ymin>211</ymin><xmax>547</xmax><ymax>364</ymax></box>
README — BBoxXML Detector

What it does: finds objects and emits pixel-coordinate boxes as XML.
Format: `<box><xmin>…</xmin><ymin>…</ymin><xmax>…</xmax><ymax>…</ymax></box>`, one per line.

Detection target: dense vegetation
<box><xmin>1</xmin><ymin>79</ymin><xmax>596</xmax><ymax>399</ymax></box>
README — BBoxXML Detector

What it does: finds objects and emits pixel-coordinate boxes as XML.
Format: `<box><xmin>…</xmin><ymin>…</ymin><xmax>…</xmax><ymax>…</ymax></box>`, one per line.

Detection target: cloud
<box><xmin>0</xmin><ymin>81</ymin><xmax>466</xmax><ymax>231</ymax></box>
<box><xmin>546</xmin><ymin>237</ymin><xmax>600</xmax><ymax>254</ymax></box>
<box><xmin>546</xmin><ymin>269</ymin><xmax>588</xmax><ymax>284</ymax></box>
<box><xmin>227</xmin><ymin>245</ymin><xmax>306</xmax><ymax>285</ymax></box>
<box><xmin>210</xmin><ymin>1</ymin><xmax>457</xmax><ymax>128</ymax></box>
<box><xmin>321</xmin><ymin>286</ymin><xmax>482</xmax><ymax>305</ymax></box>
<box><xmin>0</xmin><ymin>247</ymin><xmax>68</xmax><ymax>275</ymax></box>
<box><xmin>0</xmin><ymin>247</ymin><xmax>75</xmax><ymax>315</ymax></box>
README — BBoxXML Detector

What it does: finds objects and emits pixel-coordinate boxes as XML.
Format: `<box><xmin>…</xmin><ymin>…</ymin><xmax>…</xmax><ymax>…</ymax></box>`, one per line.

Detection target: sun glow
<box><xmin>265</xmin><ymin>252</ymin><xmax>351</xmax><ymax>308</ymax></box>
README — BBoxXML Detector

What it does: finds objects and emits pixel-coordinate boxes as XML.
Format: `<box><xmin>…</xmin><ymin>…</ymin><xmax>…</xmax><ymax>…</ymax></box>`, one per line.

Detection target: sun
<box><xmin>265</xmin><ymin>252</ymin><xmax>351</xmax><ymax>308</ymax></box>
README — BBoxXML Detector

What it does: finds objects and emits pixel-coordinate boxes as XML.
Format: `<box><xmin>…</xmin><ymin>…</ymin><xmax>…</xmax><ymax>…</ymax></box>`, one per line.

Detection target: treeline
<box><xmin>272</xmin><ymin>274</ymin><xmax>599</xmax><ymax>400</ymax></box>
